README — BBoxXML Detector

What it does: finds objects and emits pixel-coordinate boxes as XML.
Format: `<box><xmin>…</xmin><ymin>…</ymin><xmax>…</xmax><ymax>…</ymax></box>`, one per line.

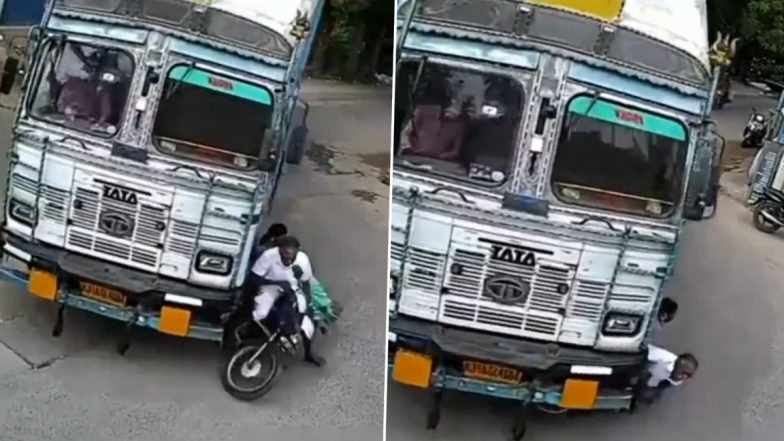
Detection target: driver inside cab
<box><xmin>43</xmin><ymin>46</ymin><xmax>123</xmax><ymax>132</ymax></box>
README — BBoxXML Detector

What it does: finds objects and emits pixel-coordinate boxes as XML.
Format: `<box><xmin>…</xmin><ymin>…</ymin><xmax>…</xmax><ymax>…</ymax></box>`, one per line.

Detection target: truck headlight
<box><xmin>195</xmin><ymin>251</ymin><xmax>233</xmax><ymax>276</ymax></box>
<box><xmin>602</xmin><ymin>313</ymin><xmax>643</xmax><ymax>337</ymax></box>
<box><xmin>9</xmin><ymin>199</ymin><xmax>35</xmax><ymax>226</ymax></box>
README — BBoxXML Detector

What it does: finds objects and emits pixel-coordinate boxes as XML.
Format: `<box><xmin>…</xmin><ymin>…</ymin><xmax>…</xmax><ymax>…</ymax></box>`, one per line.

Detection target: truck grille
<box><xmin>440</xmin><ymin>246</ymin><xmax>571</xmax><ymax>340</ymax></box>
<box><xmin>66</xmin><ymin>188</ymin><xmax>166</xmax><ymax>269</ymax></box>
<box><xmin>391</xmin><ymin>234</ymin><xmax>619</xmax><ymax>342</ymax></box>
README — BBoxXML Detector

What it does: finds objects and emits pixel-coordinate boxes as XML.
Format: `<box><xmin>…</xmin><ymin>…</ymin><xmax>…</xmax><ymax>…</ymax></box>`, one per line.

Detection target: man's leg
<box><xmin>252</xmin><ymin>286</ymin><xmax>280</xmax><ymax>323</ymax></box>
<box><xmin>302</xmin><ymin>332</ymin><xmax>325</xmax><ymax>367</ymax></box>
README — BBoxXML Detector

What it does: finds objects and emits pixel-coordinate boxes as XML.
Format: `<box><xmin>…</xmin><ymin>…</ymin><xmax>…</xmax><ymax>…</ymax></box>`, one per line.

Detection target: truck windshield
<box><xmin>153</xmin><ymin>65</ymin><xmax>274</xmax><ymax>169</ymax></box>
<box><xmin>551</xmin><ymin>96</ymin><xmax>688</xmax><ymax>218</ymax></box>
<box><xmin>394</xmin><ymin>60</ymin><xmax>523</xmax><ymax>185</ymax></box>
<box><xmin>29</xmin><ymin>41</ymin><xmax>133</xmax><ymax>137</ymax></box>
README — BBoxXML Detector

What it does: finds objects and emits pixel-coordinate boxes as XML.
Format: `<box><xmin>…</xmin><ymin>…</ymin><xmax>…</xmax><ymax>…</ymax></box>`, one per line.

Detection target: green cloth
<box><xmin>310</xmin><ymin>278</ymin><xmax>342</xmax><ymax>324</ymax></box>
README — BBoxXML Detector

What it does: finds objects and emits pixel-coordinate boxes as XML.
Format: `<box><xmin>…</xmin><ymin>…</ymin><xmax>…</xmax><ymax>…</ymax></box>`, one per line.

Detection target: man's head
<box><xmin>671</xmin><ymin>353</ymin><xmax>698</xmax><ymax>382</ymax></box>
<box><xmin>267</xmin><ymin>223</ymin><xmax>288</xmax><ymax>245</ymax></box>
<box><xmin>658</xmin><ymin>297</ymin><xmax>679</xmax><ymax>324</ymax></box>
<box><xmin>276</xmin><ymin>235</ymin><xmax>301</xmax><ymax>267</ymax></box>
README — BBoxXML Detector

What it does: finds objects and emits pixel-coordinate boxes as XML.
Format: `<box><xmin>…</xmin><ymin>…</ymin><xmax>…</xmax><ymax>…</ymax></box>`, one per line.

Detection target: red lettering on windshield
<box><xmin>615</xmin><ymin>110</ymin><xmax>644</xmax><ymax>126</ymax></box>
<box><xmin>209</xmin><ymin>77</ymin><xmax>234</xmax><ymax>91</ymax></box>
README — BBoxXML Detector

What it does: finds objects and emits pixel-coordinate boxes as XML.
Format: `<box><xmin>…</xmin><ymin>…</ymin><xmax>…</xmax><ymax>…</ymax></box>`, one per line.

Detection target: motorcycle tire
<box><xmin>753</xmin><ymin>202</ymin><xmax>782</xmax><ymax>234</ymax></box>
<box><xmin>221</xmin><ymin>344</ymin><xmax>279</xmax><ymax>401</ymax></box>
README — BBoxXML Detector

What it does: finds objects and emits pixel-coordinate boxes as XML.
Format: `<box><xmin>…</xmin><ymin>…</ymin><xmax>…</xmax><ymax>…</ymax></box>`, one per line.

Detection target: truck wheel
<box><xmin>286</xmin><ymin>126</ymin><xmax>308</xmax><ymax>165</ymax></box>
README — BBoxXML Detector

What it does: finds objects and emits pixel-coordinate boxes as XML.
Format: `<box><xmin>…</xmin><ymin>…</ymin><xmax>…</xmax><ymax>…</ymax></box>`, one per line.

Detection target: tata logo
<box><xmin>103</xmin><ymin>184</ymin><xmax>138</xmax><ymax>205</ymax></box>
<box><xmin>98</xmin><ymin>211</ymin><xmax>134</xmax><ymax>238</ymax></box>
<box><xmin>480</xmin><ymin>239</ymin><xmax>554</xmax><ymax>267</ymax></box>
<box><xmin>490</xmin><ymin>244</ymin><xmax>537</xmax><ymax>267</ymax></box>
<box><xmin>615</xmin><ymin>110</ymin><xmax>644</xmax><ymax>126</ymax></box>
<box><xmin>484</xmin><ymin>275</ymin><xmax>530</xmax><ymax>305</ymax></box>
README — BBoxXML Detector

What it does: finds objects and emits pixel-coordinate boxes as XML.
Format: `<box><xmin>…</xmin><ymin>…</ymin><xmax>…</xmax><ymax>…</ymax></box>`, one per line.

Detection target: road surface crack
<box><xmin>0</xmin><ymin>313</ymin><xmax>25</xmax><ymax>325</ymax></box>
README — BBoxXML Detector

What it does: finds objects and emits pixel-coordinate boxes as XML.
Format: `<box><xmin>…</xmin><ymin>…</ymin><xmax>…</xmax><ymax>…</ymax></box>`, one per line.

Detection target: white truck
<box><xmin>389</xmin><ymin>0</ymin><xmax>724</xmax><ymax>438</ymax></box>
<box><xmin>0</xmin><ymin>0</ymin><xmax>323</xmax><ymax>354</ymax></box>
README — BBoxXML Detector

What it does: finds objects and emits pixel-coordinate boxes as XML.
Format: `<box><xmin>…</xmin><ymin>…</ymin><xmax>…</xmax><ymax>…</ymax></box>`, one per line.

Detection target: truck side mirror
<box><xmin>285</xmin><ymin>98</ymin><xmax>310</xmax><ymax>165</ymax></box>
<box><xmin>683</xmin><ymin>122</ymin><xmax>724</xmax><ymax>221</ymax></box>
<box><xmin>0</xmin><ymin>57</ymin><xmax>20</xmax><ymax>95</ymax></box>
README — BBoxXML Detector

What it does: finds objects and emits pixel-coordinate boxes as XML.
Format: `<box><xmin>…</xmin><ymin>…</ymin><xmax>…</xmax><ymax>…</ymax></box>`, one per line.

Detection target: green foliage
<box><xmin>709</xmin><ymin>0</ymin><xmax>751</xmax><ymax>35</ymax></box>
<box><xmin>743</xmin><ymin>0</ymin><xmax>784</xmax><ymax>53</ymax></box>
<box><xmin>329</xmin><ymin>0</ymin><xmax>369</xmax><ymax>50</ymax></box>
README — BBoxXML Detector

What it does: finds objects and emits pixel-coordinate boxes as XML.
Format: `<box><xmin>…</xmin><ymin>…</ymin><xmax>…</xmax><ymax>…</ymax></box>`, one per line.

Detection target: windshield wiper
<box><xmin>565</xmin><ymin>89</ymin><xmax>599</xmax><ymax>133</ymax></box>
<box><xmin>573</xmin><ymin>215</ymin><xmax>631</xmax><ymax>235</ymax></box>
<box><xmin>163</xmin><ymin>61</ymin><xmax>195</xmax><ymax>102</ymax></box>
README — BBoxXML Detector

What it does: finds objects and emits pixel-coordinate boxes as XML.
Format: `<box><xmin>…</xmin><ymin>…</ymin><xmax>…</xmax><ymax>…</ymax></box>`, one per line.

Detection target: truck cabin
<box><xmin>395</xmin><ymin>0</ymin><xmax>718</xmax><ymax>223</ymax></box>
<box><xmin>3</xmin><ymin>0</ymin><xmax>316</xmax><ymax>173</ymax></box>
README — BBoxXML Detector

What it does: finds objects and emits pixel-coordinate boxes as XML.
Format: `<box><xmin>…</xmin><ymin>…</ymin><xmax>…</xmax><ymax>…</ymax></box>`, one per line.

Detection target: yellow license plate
<box><xmin>560</xmin><ymin>379</ymin><xmax>600</xmax><ymax>409</ymax></box>
<box><xmin>29</xmin><ymin>269</ymin><xmax>58</xmax><ymax>301</ymax></box>
<box><xmin>79</xmin><ymin>281</ymin><xmax>126</xmax><ymax>307</ymax></box>
<box><xmin>159</xmin><ymin>306</ymin><xmax>192</xmax><ymax>337</ymax></box>
<box><xmin>529</xmin><ymin>0</ymin><xmax>624</xmax><ymax>21</ymax></box>
<box><xmin>392</xmin><ymin>349</ymin><xmax>432</xmax><ymax>388</ymax></box>
<box><xmin>463</xmin><ymin>361</ymin><xmax>523</xmax><ymax>385</ymax></box>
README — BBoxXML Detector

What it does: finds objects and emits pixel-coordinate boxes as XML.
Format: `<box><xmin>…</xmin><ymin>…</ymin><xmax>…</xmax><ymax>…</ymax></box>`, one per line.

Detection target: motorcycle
<box><xmin>751</xmin><ymin>187</ymin><xmax>784</xmax><ymax>234</ymax></box>
<box><xmin>713</xmin><ymin>73</ymin><xmax>732</xmax><ymax>110</ymax></box>
<box><xmin>742</xmin><ymin>108</ymin><xmax>768</xmax><ymax>148</ymax></box>
<box><xmin>221</xmin><ymin>267</ymin><xmax>327</xmax><ymax>401</ymax></box>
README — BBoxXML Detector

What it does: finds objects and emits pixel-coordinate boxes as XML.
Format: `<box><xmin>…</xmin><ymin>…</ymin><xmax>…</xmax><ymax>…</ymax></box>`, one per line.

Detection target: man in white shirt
<box><xmin>248</xmin><ymin>235</ymin><xmax>325</xmax><ymax>367</ymax></box>
<box><xmin>640</xmin><ymin>345</ymin><xmax>698</xmax><ymax>403</ymax></box>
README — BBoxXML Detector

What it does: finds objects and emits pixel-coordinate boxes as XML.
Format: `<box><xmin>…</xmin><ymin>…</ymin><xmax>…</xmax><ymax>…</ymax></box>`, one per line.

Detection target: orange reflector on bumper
<box><xmin>392</xmin><ymin>349</ymin><xmax>433</xmax><ymax>388</ymax></box>
<box><xmin>159</xmin><ymin>306</ymin><xmax>191</xmax><ymax>337</ymax></box>
<box><xmin>560</xmin><ymin>379</ymin><xmax>600</xmax><ymax>409</ymax></box>
<box><xmin>29</xmin><ymin>269</ymin><xmax>58</xmax><ymax>301</ymax></box>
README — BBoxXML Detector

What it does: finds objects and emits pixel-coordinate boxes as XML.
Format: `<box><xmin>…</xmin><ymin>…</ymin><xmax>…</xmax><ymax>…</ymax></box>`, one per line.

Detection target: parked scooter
<box><xmin>742</xmin><ymin>108</ymin><xmax>768</xmax><ymax>148</ymax></box>
<box><xmin>751</xmin><ymin>188</ymin><xmax>784</xmax><ymax>233</ymax></box>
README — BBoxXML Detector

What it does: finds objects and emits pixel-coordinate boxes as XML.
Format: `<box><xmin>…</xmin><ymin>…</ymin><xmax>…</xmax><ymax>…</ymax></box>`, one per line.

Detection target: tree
<box><xmin>308</xmin><ymin>0</ymin><xmax>393</xmax><ymax>82</ymax></box>
<box><xmin>742</xmin><ymin>0</ymin><xmax>784</xmax><ymax>54</ymax></box>
<box><xmin>708</xmin><ymin>0</ymin><xmax>751</xmax><ymax>36</ymax></box>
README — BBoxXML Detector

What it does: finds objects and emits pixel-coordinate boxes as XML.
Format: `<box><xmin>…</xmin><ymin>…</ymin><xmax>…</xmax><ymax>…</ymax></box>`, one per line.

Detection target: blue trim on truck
<box><xmin>0</xmin><ymin>0</ymin><xmax>45</xmax><ymax>26</ymax></box>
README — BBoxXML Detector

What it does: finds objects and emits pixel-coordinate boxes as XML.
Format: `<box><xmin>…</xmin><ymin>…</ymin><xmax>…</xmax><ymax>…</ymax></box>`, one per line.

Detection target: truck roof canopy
<box><xmin>207</xmin><ymin>0</ymin><xmax>317</xmax><ymax>46</ymax></box>
<box><xmin>45</xmin><ymin>0</ymin><xmax>320</xmax><ymax>59</ymax></box>
<box><xmin>619</xmin><ymin>0</ymin><xmax>709</xmax><ymax>70</ymax></box>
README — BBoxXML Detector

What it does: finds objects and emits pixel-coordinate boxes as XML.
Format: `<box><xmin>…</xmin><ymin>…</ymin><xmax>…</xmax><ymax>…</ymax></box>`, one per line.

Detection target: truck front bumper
<box><xmin>389</xmin><ymin>314</ymin><xmax>647</xmax><ymax>411</ymax></box>
<box><xmin>0</xmin><ymin>233</ymin><xmax>243</xmax><ymax>343</ymax></box>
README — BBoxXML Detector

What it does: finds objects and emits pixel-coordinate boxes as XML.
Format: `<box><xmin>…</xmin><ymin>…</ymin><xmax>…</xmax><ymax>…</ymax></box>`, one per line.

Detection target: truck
<box><xmin>388</xmin><ymin>0</ymin><xmax>724</xmax><ymax>438</ymax></box>
<box><xmin>0</xmin><ymin>0</ymin><xmax>323</xmax><ymax>354</ymax></box>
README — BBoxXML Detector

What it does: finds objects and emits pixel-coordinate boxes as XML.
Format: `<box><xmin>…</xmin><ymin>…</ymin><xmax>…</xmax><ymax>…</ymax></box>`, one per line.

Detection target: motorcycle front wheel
<box><xmin>221</xmin><ymin>344</ymin><xmax>279</xmax><ymax>401</ymax></box>
<box><xmin>753</xmin><ymin>201</ymin><xmax>782</xmax><ymax>234</ymax></box>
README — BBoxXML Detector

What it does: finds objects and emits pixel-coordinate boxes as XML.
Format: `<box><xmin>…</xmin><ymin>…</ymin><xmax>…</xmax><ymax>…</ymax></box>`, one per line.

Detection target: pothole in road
<box><xmin>351</xmin><ymin>190</ymin><xmax>381</xmax><ymax>203</ymax></box>
<box><xmin>307</xmin><ymin>143</ymin><xmax>356</xmax><ymax>176</ymax></box>
<box><xmin>308</xmin><ymin>143</ymin><xmax>390</xmax><ymax>186</ymax></box>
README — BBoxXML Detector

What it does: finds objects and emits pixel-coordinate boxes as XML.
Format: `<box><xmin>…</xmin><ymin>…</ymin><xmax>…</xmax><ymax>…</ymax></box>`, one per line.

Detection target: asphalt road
<box><xmin>386</xmin><ymin>90</ymin><xmax>784</xmax><ymax>441</ymax></box>
<box><xmin>0</xmin><ymin>80</ymin><xmax>391</xmax><ymax>440</ymax></box>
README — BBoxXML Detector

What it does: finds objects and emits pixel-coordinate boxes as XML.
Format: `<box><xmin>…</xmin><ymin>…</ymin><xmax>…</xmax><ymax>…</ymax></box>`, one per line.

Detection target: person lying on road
<box><xmin>639</xmin><ymin>345</ymin><xmax>698</xmax><ymax>403</ymax></box>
